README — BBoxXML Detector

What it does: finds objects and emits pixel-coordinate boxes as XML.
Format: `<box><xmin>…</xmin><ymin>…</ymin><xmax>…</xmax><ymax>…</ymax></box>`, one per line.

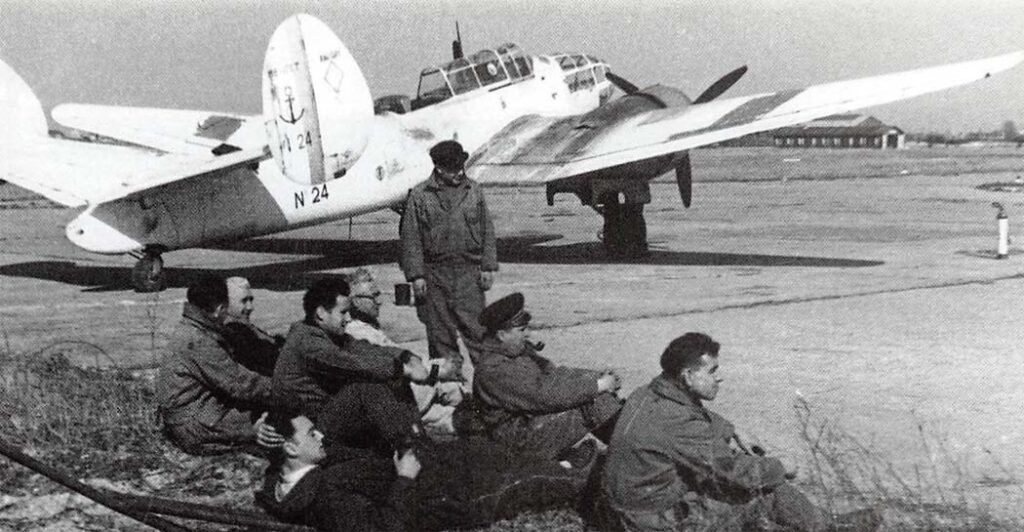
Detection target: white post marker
<box><xmin>993</xmin><ymin>202</ymin><xmax>1009</xmax><ymax>259</ymax></box>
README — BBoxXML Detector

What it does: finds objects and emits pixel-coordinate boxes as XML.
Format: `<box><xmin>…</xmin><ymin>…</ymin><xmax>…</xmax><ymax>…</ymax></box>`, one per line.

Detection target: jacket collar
<box><xmin>481</xmin><ymin>335</ymin><xmax>528</xmax><ymax>359</ymax></box>
<box><xmin>294</xmin><ymin>319</ymin><xmax>350</xmax><ymax>346</ymax></box>
<box><xmin>424</xmin><ymin>170</ymin><xmax>470</xmax><ymax>192</ymax></box>
<box><xmin>649</xmin><ymin>373</ymin><xmax>703</xmax><ymax>409</ymax></box>
<box><xmin>181</xmin><ymin>302</ymin><xmax>226</xmax><ymax>337</ymax></box>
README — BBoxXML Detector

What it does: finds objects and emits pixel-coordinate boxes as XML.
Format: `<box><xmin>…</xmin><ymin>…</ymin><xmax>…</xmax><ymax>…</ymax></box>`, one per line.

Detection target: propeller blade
<box><xmin>675</xmin><ymin>153</ymin><xmax>692</xmax><ymax>208</ymax></box>
<box><xmin>606</xmin><ymin>71</ymin><xmax>640</xmax><ymax>95</ymax></box>
<box><xmin>692</xmin><ymin>65</ymin><xmax>748</xmax><ymax>104</ymax></box>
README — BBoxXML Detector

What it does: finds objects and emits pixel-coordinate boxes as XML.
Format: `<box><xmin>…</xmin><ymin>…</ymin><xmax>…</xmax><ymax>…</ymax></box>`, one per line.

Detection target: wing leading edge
<box><xmin>469</xmin><ymin>51</ymin><xmax>1024</xmax><ymax>185</ymax></box>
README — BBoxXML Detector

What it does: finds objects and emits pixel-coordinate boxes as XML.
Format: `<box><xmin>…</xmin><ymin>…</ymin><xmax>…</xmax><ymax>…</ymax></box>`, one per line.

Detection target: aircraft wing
<box><xmin>2</xmin><ymin>139</ymin><xmax>268</xmax><ymax>207</ymax></box>
<box><xmin>52</xmin><ymin>104</ymin><xmax>263</xmax><ymax>155</ymax></box>
<box><xmin>469</xmin><ymin>51</ymin><xmax>1024</xmax><ymax>184</ymax></box>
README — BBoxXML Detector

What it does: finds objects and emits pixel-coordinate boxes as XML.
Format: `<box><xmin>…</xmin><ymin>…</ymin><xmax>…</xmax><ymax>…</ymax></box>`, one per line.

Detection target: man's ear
<box><xmin>212</xmin><ymin>303</ymin><xmax>227</xmax><ymax>320</ymax></box>
<box><xmin>282</xmin><ymin>439</ymin><xmax>299</xmax><ymax>458</ymax></box>
<box><xmin>314</xmin><ymin>305</ymin><xmax>328</xmax><ymax>324</ymax></box>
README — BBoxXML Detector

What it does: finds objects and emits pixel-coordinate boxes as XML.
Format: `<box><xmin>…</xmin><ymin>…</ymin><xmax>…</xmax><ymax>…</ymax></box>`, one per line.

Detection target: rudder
<box><xmin>0</xmin><ymin>58</ymin><xmax>48</xmax><ymax>144</ymax></box>
<box><xmin>262</xmin><ymin>14</ymin><xmax>374</xmax><ymax>186</ymax></box>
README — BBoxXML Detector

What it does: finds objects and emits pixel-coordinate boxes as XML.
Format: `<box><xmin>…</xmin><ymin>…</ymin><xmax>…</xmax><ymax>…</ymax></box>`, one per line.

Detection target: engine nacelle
<box><xmin>263</xmin><ymin>15</ymin><xmax>374</xmax><ymax>185</ymax></box>
<box><xmin>635</xmin><ymin>84</ymin><xmax>691</xmax><ymax>108</ymax></box>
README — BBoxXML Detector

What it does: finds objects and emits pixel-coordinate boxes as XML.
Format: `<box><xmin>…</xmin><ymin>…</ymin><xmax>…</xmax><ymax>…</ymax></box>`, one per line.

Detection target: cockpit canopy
<box><xmin>549</xmin><ymin>53</ymin><xmax>608</xmax><ymax>93</ymax></box>
<box><xmin>414</xmin><ymin>43</ymin><xmax>534</xmax><ymax>110</ymax></box>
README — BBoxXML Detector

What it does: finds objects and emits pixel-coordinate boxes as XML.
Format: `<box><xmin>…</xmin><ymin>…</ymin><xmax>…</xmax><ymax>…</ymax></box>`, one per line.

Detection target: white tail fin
<box><xmin>0</xmin><ymin>58</ymin><xmax>48</xmax><ymax>144</ymax></box>
<box><xmin>262</xmin><ymin>14</ymin><xmax>373</xmax><ymax>185</ymax></box>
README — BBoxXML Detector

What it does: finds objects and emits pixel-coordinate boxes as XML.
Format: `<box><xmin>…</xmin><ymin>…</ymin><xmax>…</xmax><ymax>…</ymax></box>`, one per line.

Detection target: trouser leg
<box><xmin>164</xmin><ymin>408</ymin><xmax>258</xmax><ymax>456</ymax></box>
<box><xmin>765</xmin><ymin>482</ymin><xmax>830</xmax><ymax>532</ymax></box>
<box><xmin>451</xmin><ymin>266</ymin><xmax>486</xmax><ymax>367</ymax></box>
<box><xmin>319</xmin><ymin>381</ymin><xmax>421</xmax><ymax>454</ymax></box>
<box><xmin>582</xmin><ymin>393</ymin><xmax>624</xmax><ymax>443</ymax></box>
<box><xmin>420</xmin><ymin>265</ymin><xmax>464</xmax><ymax>370</ymax></box>
<box><xmin>493</xmin><ymin>410</ymin><xmax>592</xmax><ymax>460</ymax></box>
<box><xmin>614</xmin><ymin>506</ymin><xmax>679</xmax><ymax>532</ymax></box>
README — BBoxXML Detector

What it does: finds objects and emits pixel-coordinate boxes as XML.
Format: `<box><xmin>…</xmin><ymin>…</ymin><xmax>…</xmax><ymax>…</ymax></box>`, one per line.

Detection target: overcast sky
<box><xmin>2</xmin><ymin>0</ymin><xmax>1022</xmax><ymax>133</ymax></box>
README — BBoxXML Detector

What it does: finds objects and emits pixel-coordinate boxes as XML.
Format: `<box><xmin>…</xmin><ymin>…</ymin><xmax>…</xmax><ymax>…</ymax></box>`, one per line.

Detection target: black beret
<box><xmin>480</xmin><ymin>292</ymin><xmax>529</xmax><ymax>332</ymax></box>
<box><xmin>429</xmin><ymin>140</ymin><xmax>469</xmax><ymax>171</ymax></box>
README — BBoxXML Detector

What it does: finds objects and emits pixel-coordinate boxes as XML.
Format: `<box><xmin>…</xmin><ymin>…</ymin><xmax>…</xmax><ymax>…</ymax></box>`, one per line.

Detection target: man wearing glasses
<box><xmin>400</xmin><ymin>140</ymin><xmax>498</xmax><ymax>379</ymax></box>
<box><xmin>346</xmin><ymin>268</ymin><xmax>463</xmax><ymax>434</ymax></box>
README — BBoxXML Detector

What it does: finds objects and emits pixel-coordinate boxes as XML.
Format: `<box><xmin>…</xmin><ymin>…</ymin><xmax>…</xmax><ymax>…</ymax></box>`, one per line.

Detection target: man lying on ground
<box><xmin>256</xmin><ymin>410</ymin><xmax>421</xmax><ymax>532</ymax></box>
<box><xmin>469</xmin><ymin>292</ymin><xmax>623</xmax><ymax>463</ymax></box>
<box><xmin>157</xmin><ymin>276</ymin><xmax>275</xmax><ymax>455</ymax></box>
<box><xmin>603</xmin><ymin>332</ymin><xmax>881</xmax><ymax>532</ymax></box>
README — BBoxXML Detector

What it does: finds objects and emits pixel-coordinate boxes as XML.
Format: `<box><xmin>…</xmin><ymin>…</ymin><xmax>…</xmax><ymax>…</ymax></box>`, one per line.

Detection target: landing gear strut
<box><xmin>599</xmin><ymin>193</ymin><xmax>648</xmax><ymax>258</ymax></box>
<box><xmin>131</xmin><ymin>248</ymin><xmax>165</xmax><ymax>293</ymax></box>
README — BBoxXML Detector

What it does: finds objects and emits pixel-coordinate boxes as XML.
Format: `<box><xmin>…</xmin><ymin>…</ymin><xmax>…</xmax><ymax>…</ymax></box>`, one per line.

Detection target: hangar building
<box><xmin>772</xmin><ymin>114</ymin><xmax>905</xmax><ymax>149</ymax></box>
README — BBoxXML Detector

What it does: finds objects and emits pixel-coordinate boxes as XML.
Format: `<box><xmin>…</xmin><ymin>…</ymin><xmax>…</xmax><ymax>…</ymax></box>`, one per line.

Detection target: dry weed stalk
<box><xmin>794</xmin><ymin>398</ymin><xmax>1020</xmax><ymax>531</ymax></box>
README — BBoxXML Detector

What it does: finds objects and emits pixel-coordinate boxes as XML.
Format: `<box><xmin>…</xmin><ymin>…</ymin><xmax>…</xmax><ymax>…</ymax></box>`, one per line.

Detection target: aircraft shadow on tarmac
<box><xmin>0</xmin><ymin>233</ymin><xmax>882</xmax><ymax>292</ymax></box>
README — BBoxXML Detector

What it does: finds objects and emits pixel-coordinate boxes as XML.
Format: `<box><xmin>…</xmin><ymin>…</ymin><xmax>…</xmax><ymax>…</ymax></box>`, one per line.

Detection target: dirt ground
<box><xmin>2</xmin><ymin>146</ymin><xmax>1024</xmax><ymax>523</ymax></box>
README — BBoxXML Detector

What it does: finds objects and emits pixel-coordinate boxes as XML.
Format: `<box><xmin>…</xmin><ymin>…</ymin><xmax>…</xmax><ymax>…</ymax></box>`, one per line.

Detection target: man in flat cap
<box><xmin>604</xmin><ymin>333</ymin><xmax>881</xmax><ymax>532</ymax></box>
<box><xmin>400</xmin><ymin>139</ymin><xmax>497</xmax><ymax>378</ymax></box>
<box><xmin>470</xmin><ymin>292</ymin><xmax>623</xmax><ymax>462</ymax></box>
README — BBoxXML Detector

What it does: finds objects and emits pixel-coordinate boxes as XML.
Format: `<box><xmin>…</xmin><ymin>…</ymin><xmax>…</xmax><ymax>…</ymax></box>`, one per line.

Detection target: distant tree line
<box><xmin>908</xmin><ymin>121</ymin><xmax>1023</xmax><ymax>148</ymax></box>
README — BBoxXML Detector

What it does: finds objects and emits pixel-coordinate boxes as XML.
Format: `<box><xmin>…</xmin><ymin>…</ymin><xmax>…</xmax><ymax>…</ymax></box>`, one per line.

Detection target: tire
<box><xmin>131</xmin><ymin>255</ymin><xmax>165</xmax><ymax>292</ymax></box>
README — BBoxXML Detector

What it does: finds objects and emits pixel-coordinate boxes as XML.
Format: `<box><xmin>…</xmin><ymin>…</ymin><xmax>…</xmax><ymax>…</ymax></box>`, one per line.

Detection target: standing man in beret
<box><xmin>603</xmin><ymin>333</ymin><xmax>881</xmax><ymax>532</ymax></box>
<box><xmin>471</xmin><ymin>292</ymin><xmax>623</xmax><ymax>462</ymax></box>
<box><xmin>400</xmin><ymin>139</ymin><xmax>497</xmax><ymax>377</ymax></box>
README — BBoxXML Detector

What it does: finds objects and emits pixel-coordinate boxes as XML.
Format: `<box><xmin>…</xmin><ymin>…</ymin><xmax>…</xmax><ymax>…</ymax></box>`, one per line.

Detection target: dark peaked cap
<box><xmin>480</xmin><ymin>292</ymin><xmax>531</xmax><ymax>332</ymax></box>
<box><xmin>429</xmin><ymin>140</ymin><xmax>469</xmax><ymax>171</ymax></box>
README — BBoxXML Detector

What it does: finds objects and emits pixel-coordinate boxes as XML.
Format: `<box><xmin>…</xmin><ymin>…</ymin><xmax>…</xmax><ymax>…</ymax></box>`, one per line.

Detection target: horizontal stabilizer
<box><xmin>53</xmin><ymin>104</ymin><xmax>262</xmax><ymax>155</ymax></box>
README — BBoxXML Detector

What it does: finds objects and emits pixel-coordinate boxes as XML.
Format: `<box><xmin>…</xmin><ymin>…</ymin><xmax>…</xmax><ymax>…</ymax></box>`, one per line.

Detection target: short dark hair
<box><xmin>186</xmin><ymin>276</ymin><xmax>228</xmax><ymax>313</ymax></box>
<box><xmin>660</xmin><ymin>333</ymin><xmax>720</xmax><ymax>376</ymax></box>
<box><xmin>266</xmin><ymin>408</ymin><xmax>300</xmax><ymax>441</ymax></box>
<box><xmin>303</xmin><ymin>279</ymin><xmax>350</xmax><ymax>322</ymax></box>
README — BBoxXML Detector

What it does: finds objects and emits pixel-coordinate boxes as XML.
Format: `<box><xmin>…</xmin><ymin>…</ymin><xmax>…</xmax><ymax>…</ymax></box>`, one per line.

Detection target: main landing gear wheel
<box><xmin>599</xmin><ymin>196</ymin><xmax>649</xmax><ymax>259</ymax></box>
<box><xmin>131</xmin><ymin>251</ymin><xmax>165</xmax><ymax>293</ymax></box>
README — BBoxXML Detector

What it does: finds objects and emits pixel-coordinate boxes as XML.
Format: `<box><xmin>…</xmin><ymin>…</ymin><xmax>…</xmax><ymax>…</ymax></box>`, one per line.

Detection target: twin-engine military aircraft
<box><xmin>1</xmin><ymin>14</ymin><xmax>1022</xmax><ymax>291</ymax></box>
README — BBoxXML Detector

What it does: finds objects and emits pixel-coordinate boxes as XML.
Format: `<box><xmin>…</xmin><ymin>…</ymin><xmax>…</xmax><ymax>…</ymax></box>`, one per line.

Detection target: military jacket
<box><xmin>400</xmin><ymin>173</ymin><xmax>497</xmax><ymax>281</ymax></box>
<box><xmin>603</xmin><ymin>374</ymin><xmax>787</xmax><ymax>513</ymax></box>
<box><xmin>472</xmin><ymin>337</ymin><xmax>601</xmax><ymax>425</ymax></box>
<box><xmin>157</xmin><ymin>303</ymin><xmax>272</xmax><ymax>428</ymax></box>
<box><xmin>273</xmin><ymin>321</ymin><xmax>408</xmax><ymax>416</ymax></box>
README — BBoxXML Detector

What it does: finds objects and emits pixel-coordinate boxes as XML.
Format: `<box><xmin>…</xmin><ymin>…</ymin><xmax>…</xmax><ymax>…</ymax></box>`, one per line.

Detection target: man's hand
<box><xmin>412</xmin><ymin>278</ymin><xmax>427</xmax><ymax>299</ymax></box>
<box><xmin>434</xmin><ymin>358</ymin><xmax>461</xmax><ymax>382</ymax></box>
<box><xmin>479</xmin><ymin>271</ymin><xmax>495</xmax><ymax>291</ymax></box>
<box><xmin>254</xmin><ymin>412</ymin><xmax>285</xmax><ymax>449</ymax></box>
<box><xmin>597</xmin><ymin>372</ymin><xmax>621</xmax><ymax>394</ymax></box>
<box><xmin>778</xmin><ymin>455</ymin><xmax>800</xmax><ymax>480</ymax></box>
<box><xmin>403</xmin><ymin>355</ymin><xmax>430</xmax><ymax>382</ymax></box>
<box><xmin>394</xmin><ymin>449</ymin><xmax>422</xmax><ymax>480</ymax></box>
<box><xmin>437</xmin><ymin>384</ymin><xmax>464</xmax><ymax>407</ymax></box>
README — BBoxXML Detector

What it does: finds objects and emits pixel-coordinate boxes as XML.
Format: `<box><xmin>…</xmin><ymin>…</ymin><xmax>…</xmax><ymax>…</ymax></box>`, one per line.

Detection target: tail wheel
<box><xmin>131</xmin><ymin>252</ymin><xmax>165</xmax><ymax>292</ymax></box>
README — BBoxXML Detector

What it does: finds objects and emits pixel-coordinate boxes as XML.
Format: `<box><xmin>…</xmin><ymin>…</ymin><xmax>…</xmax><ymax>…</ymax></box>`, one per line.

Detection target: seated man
<box><xmin>273</xmin><ymin>278</ymin><xmax>438</xmax><ymax>419</ymax></box>
<box><xmin>345</xmin><ymin>267</ymin><xmax>463</xmax><ymax>434</ymax></box>
<box><xmin>471</xmin><ymin>292</ymin><xmax>623</xmax><ymax>461</ymax></box>
<box><xmin>603</xmin><ymin>333</ymin><xmax>880</xmax><ymax>532</ymax></box>
<box><xmin>157</xmin><ymin>276</ymin><xmax>274</xmax><ymax>455</ymax></box>
<box><xmin>256</xmin><ymin>410</ymin><xmax>421</xmax><ymax>532</ymax></box>
<box><xmin>222</xmin><ymin>276</ymin><xmax>282</xmax><ymax>377</ymax></box>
